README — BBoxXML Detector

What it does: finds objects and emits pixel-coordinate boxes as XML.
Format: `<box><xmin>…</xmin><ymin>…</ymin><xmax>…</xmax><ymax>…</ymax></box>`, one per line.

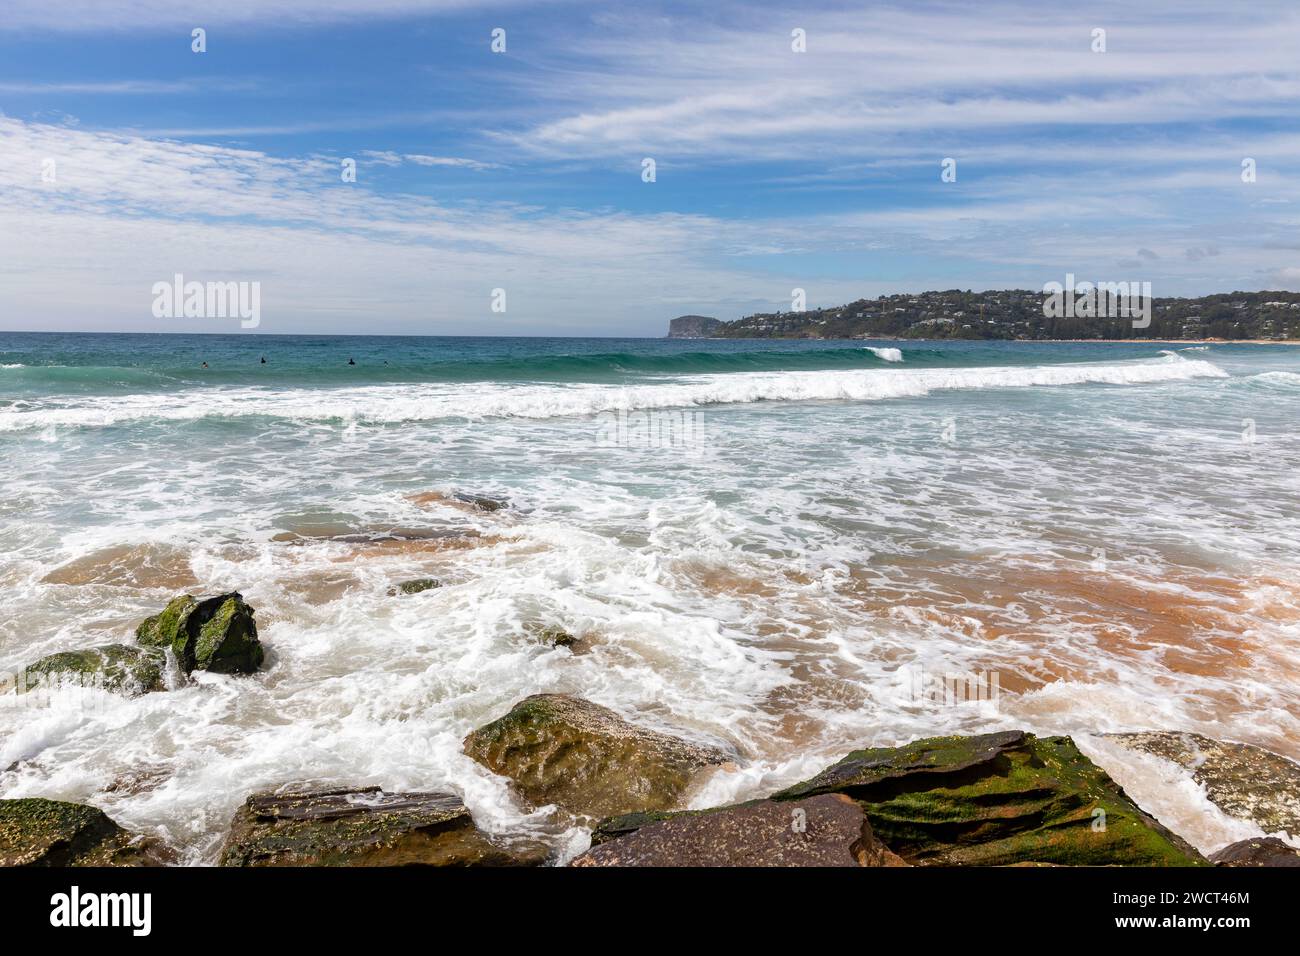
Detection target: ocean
<box><xmin>1</xmin><ymin>332</ymin><xmax>1298</xmax><ymax>863</ymax></box>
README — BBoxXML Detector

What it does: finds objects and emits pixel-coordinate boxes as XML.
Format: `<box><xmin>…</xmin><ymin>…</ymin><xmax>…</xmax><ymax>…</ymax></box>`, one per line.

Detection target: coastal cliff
<box><xmin>666</xmin><ymin>315</ymin><xmax>722</xmax><ymax>338</ymax></box>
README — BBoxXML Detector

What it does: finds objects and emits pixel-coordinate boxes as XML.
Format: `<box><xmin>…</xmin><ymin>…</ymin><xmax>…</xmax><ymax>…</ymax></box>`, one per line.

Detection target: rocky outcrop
<box><xmin>219</xmin><ymin>786</ymin><xmax>546</xmax><ymax>867</ymax></box>
<box><xmin>1105</xmin><ymin>731</ymin><xmax>1300</xmax><ymax>836</ymax></box>
<box><xmin>136</xmin><ymin>592</ymin><xmax>264</xmax><ymax>674</ymax></box>
<box><xmin>773</xmin><ymin>730</ymin><xmax>1205</xmax><ymax>866</ymax></box>
<box><xmin>1210</xmin><ymin>837</ymin><xmax>1300</xmax><ymax>867</ymax></box>
<box><xmin>666</xmin><ymin>315</ymin><xmax>722</xmax><ymax>338</ymax></box>
<box><xmin>572</xmin><ymin>793</ymin><xmax>906</xmax><ymax>867</ymax></box>
<box><xmin>388</xmin><ymin>577</ymin><xmax>441</xmax><ymax>596</ymax></box>
<box><xmin>463</xmin><ymin>694</ymin><xmax>732</xmax><ymax>818</ymax></box>
<box><xmin>21</xmin><ymin>644</ymin><xmax>166</xmax><ymax>696</ymax></box>
<box><xmin>0</xmin><ymin>798</ymin><xmax>170</xmax><ymax>866</ymax></box>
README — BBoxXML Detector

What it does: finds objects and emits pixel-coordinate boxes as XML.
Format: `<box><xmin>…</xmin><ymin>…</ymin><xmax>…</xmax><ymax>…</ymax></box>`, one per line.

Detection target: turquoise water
<box><xmin>1</xmin><ymin>333</ymin><xmax>1298</xmax><ymax>861</ymax></box>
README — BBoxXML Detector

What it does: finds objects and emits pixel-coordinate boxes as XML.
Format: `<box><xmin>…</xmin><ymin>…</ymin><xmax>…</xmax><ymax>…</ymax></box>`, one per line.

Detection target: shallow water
<box><xmin>1</xmin><ymin>333</ymin><xmax>1298</xmax><ymax>862</ymax></box>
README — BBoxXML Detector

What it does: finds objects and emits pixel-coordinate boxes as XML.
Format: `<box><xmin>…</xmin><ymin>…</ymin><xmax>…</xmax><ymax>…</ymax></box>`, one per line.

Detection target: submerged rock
<box><xmin>463</xmin><ymin>694</ymin><xmax>732</xmax><ymax>818</ymax></box>
<box><xmin>220</xmin><ymin>786</ymin><xmax>544</xmax><ymax>867</ymax></box>
<box><xmin>1105</xmin><ymin>731</ymin><xmax>1300</xmax><ymax>836</ymax></box>
<box><xmin>773</xmin><ymin>730</ymin><xmax>1205</xmax><ymax>866</ymax></box>
<box><xmin>136</xmin><ymin>592</ymin><xmax>264</xmax><ymax>674</ymax></box>
<box><xmin>387</xmin><ymin>577</ymin><xmax>441</xmax><ymax>596</ymax></box>
<box><xmin>21</xmin><ymin>643</ymin><xmax>166</xmax><ymax>695</ymax></box>
<box><xmin>1210</xmin><ymin>837</ymin><xmax>1300</xmax><ymax>867</ymax></box>
<box><xmin>0</xmin><ymin>798</ymin><xmax>170</xmax><ymax>867</ymax></box>
<box><xmin>523</xmin><ymin>622</ymin><xmax>576</xmax><ymax>648</ymax></box>
<box><xmin>453</xmin><ymin>492</ymin><xmax>508</xmax><ymax>512</ymax></box>
<box><xmin>572</xmin><ymin>794</ymin><xmax>906</xmax><ymax>867</ymax></box>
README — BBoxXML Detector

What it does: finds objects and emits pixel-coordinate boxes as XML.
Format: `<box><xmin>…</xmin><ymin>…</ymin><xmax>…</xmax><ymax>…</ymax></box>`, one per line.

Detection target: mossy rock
<box><xmin>463</xmin><ymin>694</ymin><xmax>732</xmax><ymax>819</ymax></box>
<box><xmin>523</xmin><ymin>622</ymin><xmax>575</xmax><ymax>648</ymax></box>
<box><xmin>219</xmin><ymin>786</ymin><xmax>546</xmax><ymax>866</ymax></box>
<box><xmin>773</xmin><ymin>730</ymin><xmax>1205</xmax><ymax>866</ymax></box>
<box><xmin>0</xmin><ymin>798</ymin><xmax>170</xmax><ymax>867</ymax></box>
<box><xmin>136</xmin><ymin>592</ymin><xmax>264</xmax><ymax>674</ymax></box>
<box><xmin>1105</xmin><ymin>731</ymin><xmax>1300</xmax><ymax>836</ymax></box>
<box><xmin>453</xmin><ymin>492</ymin><xmax>508</xmax><ymax>512</ymax></box>
<box><xmin>387</xmin><ymin>577</ymin><xmax>441</xmax><ymax>596</ymax></box>
<box><xmin>22</xmin><ymin>644</ymin><xmax>166</xmax><ymax>696</ymax></box>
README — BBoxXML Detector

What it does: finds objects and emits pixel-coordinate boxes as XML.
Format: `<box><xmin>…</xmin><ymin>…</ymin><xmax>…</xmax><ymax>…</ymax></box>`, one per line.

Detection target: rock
<box><xmin>666</xmin><ymin>315</ymin><xmax>722</xmax><ymax>338</ymax></box>
<box><xmin>773</xmin><ymin>730</ymin><xmax>1205</xmax><ymax>866</ymax></box>
<box><xmin>219</xmin><ymin>786</ymin><xmax>544</xmax><ymax>867</ymax></box>
<box><xmin>453</xmin><ymin>492</ymin><xmax>508</xmax><ymax>512</ymax></box>
<box><xmin>523</xmin><ymin>622</ymin><xmax>575</xmax><ymax>648</ymax></box>
<box><xmin>1210</xmin><ymin>837</ymin><xmax>1300</xmax><ymax>867</ymax></box>
<box><xmin>463</xmin><ymin>694</ymin><xmax>732</xmax><ymax>818</ymax></box>
<box><xmin>0</xmin><ymin>798</ymin><xmax>170</xmax><ymax>866</ymax></box>
<box><xmin>136</xmin><ymin>592</ymin><xmax>264</xmax><ymax>674</ymax></box>
<box><xmin>387</xmin><ymin>577</ymin><xmax>441</xmax><ymax>596</ymax></box>
<box><xmin>21</xmin><ymin>643</ymin><xmax>166</xmax><ymax>695</ymax></box>
<box><xmin>571</xmin><ymin>794</ymin><xmax>907</xmax><ymax>867</ymax></box>
<box><xmin>1104</xmin><ymin>731</ymin><xmax>1300</xmax><ymax>836</ymax></box>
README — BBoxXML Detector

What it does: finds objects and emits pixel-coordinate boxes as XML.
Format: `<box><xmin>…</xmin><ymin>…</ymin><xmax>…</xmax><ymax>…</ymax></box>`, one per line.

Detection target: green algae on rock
<box><xmin>0</xmin><ymin>798</ymin><xmax>170</xmax><ymax>866</ymax></box>
<box><xmin>21</xmin><ymin>643</ymin><xmax>166</xmax><ymax>696</ymax></box>
<box><xmin>1104</xmin><ymin>731</ymin><xmax>1300</xmax><ymax>837</ymax></box>
<box><xmin>573</xmin><ymin>793</ymin><xmax>906</xmax><ymax>867</ymax></box>
<box><xmin>463</xmin><ymin>694</ymin><xmax>732</xmax><ymax>819</ymax></box>
<box><xmin>773</xmin><ymin>730</ymin><xmax>1205</xmax><ymax>866</ymax></box>
<box><xmin>136</xmin><ymin>592</ymin><xmax>264</xmax><ymax>674</ymax></box>
<box><xmin>219</xmin><ymin>786</ymin><xmax>545</xmax><ymax>867</ymax></box>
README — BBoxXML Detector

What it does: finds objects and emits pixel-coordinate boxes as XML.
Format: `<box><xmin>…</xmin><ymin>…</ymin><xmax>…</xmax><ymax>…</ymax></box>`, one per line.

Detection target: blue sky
<box><xmin>1</xmin><ymin>1</ymin><xmax>1298</xmax><ymax>335</ymax></box>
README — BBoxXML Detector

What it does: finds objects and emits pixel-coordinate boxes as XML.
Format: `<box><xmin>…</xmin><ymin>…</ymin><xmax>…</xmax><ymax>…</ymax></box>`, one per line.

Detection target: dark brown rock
<box><xmin>219</xmin><ymin>785</ymin><xmax>545</xmax><ymax>867</ymax></box>
<box><xmin>571</xmin><ymin>794</ymin><xmax>906</xmax><ymax>867</ymax></box>
<box><xmin>1210</xmin><ymin>837</ymin><xmax>1300</xmax><ymax>867</ymax></box>
<box><xmin>136</xmin><ymin>592</ymin><xmax>264</xmax><ymax>674</ymax></box>
<box><xmin>463</xmin><ymin>694</ymin><xmax>732</xmax><ymax>819</ymax></box>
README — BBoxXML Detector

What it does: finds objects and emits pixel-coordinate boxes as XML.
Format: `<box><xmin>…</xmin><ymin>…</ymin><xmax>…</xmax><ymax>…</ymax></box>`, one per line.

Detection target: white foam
<box><xmin>864</xmin><ymin>346</ymin><xmax>903</xmax><ymax>362</ymax></box>
<box><xmin>0</xmin><ymin>356</ymin><xmax>1227</xmax><ymax>432</ymax></box>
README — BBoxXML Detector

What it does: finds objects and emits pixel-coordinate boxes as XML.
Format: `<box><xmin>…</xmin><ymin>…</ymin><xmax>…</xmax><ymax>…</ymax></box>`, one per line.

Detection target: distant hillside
<box><xmin>667</xmin><ymin>315</ymin><xmax>722</xmax><ymax>338</ymax></box>
<box><xmin>708</xmin><ymin>290</ymin><xmax>1300</xmax><ymax>340</ymax></box>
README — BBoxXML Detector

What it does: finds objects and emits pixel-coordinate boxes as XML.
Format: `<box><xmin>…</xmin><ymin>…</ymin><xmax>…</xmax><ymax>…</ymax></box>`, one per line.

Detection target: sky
<box><xmin>1</xmin><ymin>0</ymin><xmax>1298</xmax><ymax>336</ymax></box>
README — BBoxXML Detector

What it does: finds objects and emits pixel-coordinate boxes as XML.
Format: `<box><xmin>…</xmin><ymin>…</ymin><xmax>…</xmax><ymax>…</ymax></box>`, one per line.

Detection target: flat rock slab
<box><xmin>572</xmin><ymin>794</ymin><xmax>906</xmax><ymax>867</ymax></box>
<box><xmin>1105</xmin><ymin>731</ymin><xmax>1300</xmax><ymax>836</ymax></box>
<box><xmin>0</xmin><ymin>798</ymin><xmax>169</xmax><ymax>867</ymax></box>
<box><xmin>1210</xmin><ymin>837</ymin><xmax>1300</xmax><ymax>867</ymax></box>
<box><xmin>220</xmin><ymin>786</ymin><xmax>545</xmax><ymax>867</ymax></box>
<box><xmin>774</xmin><ymin>731</ymin><xmax>1205</xmax><ymax>866</ymax></box>
<box><xmin>463</xmin><ymin>694</ymin><xmax>732</xmax><ymax>819</ymax></box>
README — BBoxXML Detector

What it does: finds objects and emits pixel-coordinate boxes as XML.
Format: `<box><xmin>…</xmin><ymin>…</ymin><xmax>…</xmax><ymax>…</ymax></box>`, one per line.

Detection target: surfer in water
<box><xmin>348</xmin><ymin>357</ymin><xmax>356</xmax><ymax>366</ymax></box>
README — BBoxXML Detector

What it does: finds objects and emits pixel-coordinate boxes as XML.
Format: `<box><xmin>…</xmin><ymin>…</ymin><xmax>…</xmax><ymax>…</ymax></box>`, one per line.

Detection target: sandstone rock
<box><xmin>219</xmin><ymin>786</ymin><xmax>545</xmax><ymax>867</ymax></box>
<box><xmin>463</xmin><ymin>694</ymin><xmax>731</xmax><ymax>818</ymax></box>
<box><xmin>0</xmin><ymin>798</ymin><xmax>170</xmax><ymax>866</ymax></box>
<box><xmin>572</xmin><ymin>793</ymin><xmax>906</xmax><ymax>867</ymax></box>
<box><xmin>774</xmin><ymin>730</ymin><xmax>1205</xmax><ymax>866</ymax></box>
<box><xmin>1105</xmin><ymin>731</ymin><xmax>1300</xmax><ymax>836</ymax></box>
<box><xmin>21</xmin><ymin>643</ymin><xmax>166</xmax><ymax>696</ymax></box>
<box><xmin>1210</xmin><ymin>836</ymin><xmax>1300</xmax><ymax>867</ymax></box>
<box><xmin>136</xmin><ymin>592</ymin><xmax>264</xmax><ymax>674</ymax></box>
